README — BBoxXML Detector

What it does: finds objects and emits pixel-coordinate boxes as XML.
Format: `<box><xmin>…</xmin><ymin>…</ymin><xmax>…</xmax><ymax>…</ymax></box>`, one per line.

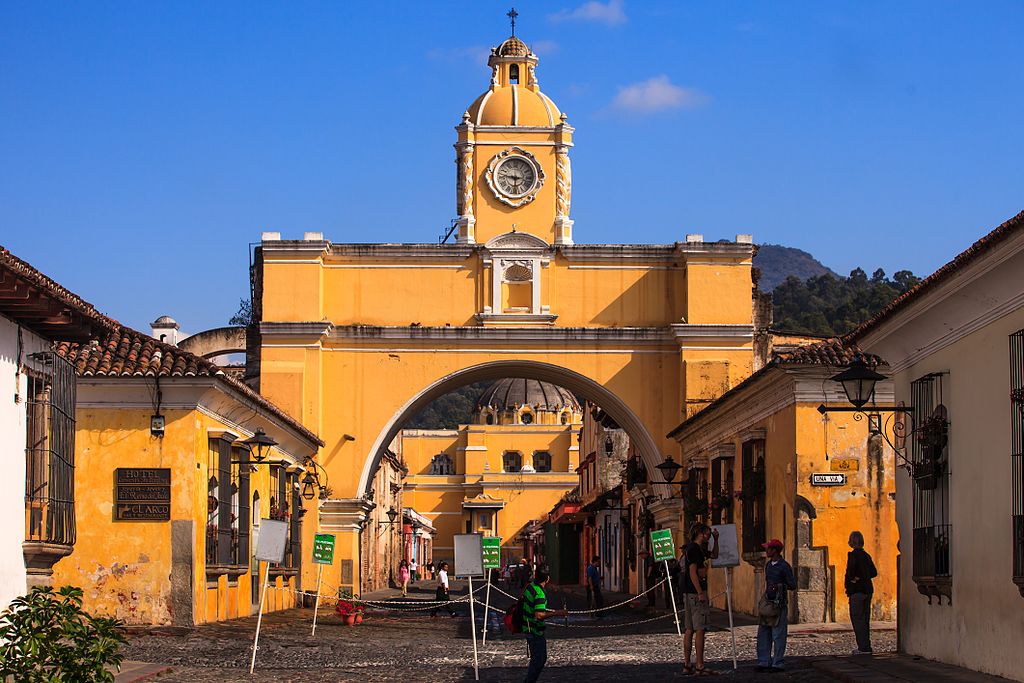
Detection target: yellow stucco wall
<box><xmin>53</xmin><ymin>405</ymin><xmax>305</xmax><ymax>626</ymax></box>
<box><xmin>402</xmin><ymin>421</ymin><xmax>579</xmax><ymax>563</ymax></box>
<box><xmin>701</xmin><ymin>399</ymin><xmax>897</xmax><ymax>623</ymax></box>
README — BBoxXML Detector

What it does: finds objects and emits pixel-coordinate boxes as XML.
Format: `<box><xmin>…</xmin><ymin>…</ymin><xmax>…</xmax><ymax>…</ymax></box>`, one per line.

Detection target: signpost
<box><xmin>454</xmin><ymin>534</ymin><xmax>483</xmax><ymax>681</ymax></box>
<box><xmin>310</xmin><ymin>533</ymin><xmax>335</xmax><ymax>637</ymax></box>
<box><xmin>711</xmin><ymin>524</ymin><xmax>741</xmax><ymax>671</ymax></box>
<box><xmin>481</xmin><ymin>536</ymin><xmax>501</xmax><ymax>644</ymax></box>
<box><xmin>249</xmin><ymin>519</ymin><xmax>288</xmax><ymax>674</ymax></box>
<box><xmin>811</xmin><ymin>473</ymin><xmax>847</xmax><ymax>486</ymax></box>
<box><xmin>650</xmin><ymin>528</ymin><xmax>682</xmax><ymax>639</ymax></box>
<box><xmin>114</xmin><ymin>468</ymin><xmax>171</xmax><ymax>521</ymax></box>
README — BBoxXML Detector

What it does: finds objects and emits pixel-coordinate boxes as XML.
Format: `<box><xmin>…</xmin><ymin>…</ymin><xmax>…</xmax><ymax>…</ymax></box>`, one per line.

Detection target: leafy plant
<box><xmin>0</xmin><ymin>585</ymin><xmax>127</xmax><ymax>682</ymax></box>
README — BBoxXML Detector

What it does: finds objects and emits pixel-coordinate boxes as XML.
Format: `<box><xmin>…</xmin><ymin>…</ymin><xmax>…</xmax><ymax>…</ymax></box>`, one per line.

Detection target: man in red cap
<box><xmin>756</xmin><ymin>539</ymin><xmax>796</xmax><ymax>673</ymax></box>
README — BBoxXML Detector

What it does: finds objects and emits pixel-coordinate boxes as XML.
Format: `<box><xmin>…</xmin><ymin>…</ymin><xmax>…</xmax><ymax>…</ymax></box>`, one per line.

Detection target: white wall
<box><xmin>0</xmin><ymin>314</ymin><xmax>49</xmax><ymax>612</ymax></box>
<box><xmin>891</xmin><ymin>308</ymin><xmax>1024</xmax><ymax>681</ymax></box>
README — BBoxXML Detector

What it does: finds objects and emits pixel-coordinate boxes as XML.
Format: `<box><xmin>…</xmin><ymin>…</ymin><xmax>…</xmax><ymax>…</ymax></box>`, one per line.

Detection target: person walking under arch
<box><xmin>682</xmin><ymin>523</ymin><xmax>719</xmax><ymax>676</ymax></box>
<box><xmin>521</xmin><ymin>568</ymin><xmax>568</xmax><ymax>683</ymax></box>
<box><xmin>586</xmin><ymin>556</ymin><xmax>604</xmax><ymax>616</ymax></box>
<box><xmin>846</xmin><ymin>530</ymin><xmax>878</xmax><ymax>654</ymax></box>
<box><xmin>398</xmin><ymin>559</ymin><xmax>410</xmax><ymax>597</ymax></box>
<box><xmin>430</xmin><ymin>561</ymin><xmax>457</xmax><ymax>617</ymax></box>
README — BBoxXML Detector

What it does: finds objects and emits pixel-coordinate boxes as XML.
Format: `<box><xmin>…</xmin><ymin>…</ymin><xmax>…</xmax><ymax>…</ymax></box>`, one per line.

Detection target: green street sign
<box><xmin>650</xmin><ymin>528</ymin><xmax>675</xmax><ymax>563</ymax></box>
<box><xmin>482</xmin><ymin>536</ymin><xmax>501</xmax><ymax>569</ymax></box>
<box><xmin>312</xmin><ymin>533</ymin><xmax>335</xmax><ymax>565</ymax></box>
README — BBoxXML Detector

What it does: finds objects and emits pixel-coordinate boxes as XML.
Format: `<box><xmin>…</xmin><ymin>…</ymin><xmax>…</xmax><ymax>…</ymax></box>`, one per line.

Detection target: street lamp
<box><xmin>241</xmin><ymin>428</ymin><xmax>278</xmax><ymax>463</ymax></box>
<box><xmin>828</xmin><ymin>355</ymin><xmax>888</xmax><ymax>409</ymax></box>
<box><xmin>300</xmin><ymin>470</ymin><xmax>318</xmax><ymax>500</ymax></box>
<box><xmin>656</xmin><ymin>455</ymin><xmax>682</xmax><ymax>484</ymax></box>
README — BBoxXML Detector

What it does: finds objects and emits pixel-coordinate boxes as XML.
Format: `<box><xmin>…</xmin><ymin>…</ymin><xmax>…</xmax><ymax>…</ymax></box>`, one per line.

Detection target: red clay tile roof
<box><xmin>55</xmin><ymin>325</ymin><xmax>323</xmax><ymax>447</ymax></box>
<box><xmin>775</xmin><ymin>337</ymin><xmax>881</xmax><ymax>366</ymax></box>
<box><xmin>0</xmin><ymin>245</ymin><xmax>114</xmax><ymax>341</ymax></box>
<box><xmin>847</xmin><ymin>209</ymin><xmax>1024</xmax><ymax>342</ymax></box>
<box><xmin>666</xmin><ymin>337</ymin><xmax>878</xmax><ymax>438</ymax></box>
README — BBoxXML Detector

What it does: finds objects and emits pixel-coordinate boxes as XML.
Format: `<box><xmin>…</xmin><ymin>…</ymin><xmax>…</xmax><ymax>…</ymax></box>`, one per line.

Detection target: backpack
<box><xmin>504</xmin><ymin>595</ymin><xmax>527</xmax><ymax>634</ymax></box>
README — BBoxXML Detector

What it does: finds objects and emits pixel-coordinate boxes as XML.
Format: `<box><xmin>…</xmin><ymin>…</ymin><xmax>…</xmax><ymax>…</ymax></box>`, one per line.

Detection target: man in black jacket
<box><xmin>845</xmin><ymin>530</ymin><xmax>878</xmax><ymax>654</ymax></box>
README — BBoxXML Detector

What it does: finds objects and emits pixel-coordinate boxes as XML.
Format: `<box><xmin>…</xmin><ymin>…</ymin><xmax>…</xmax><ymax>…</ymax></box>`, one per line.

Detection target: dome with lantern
<box><xmin>475</xmin><ymin>378</ymin><xmax>582</xmax><ymax>426</ymax></box>
<box><xmin>463</xmin><ymin>33</ymin><xmax>564</xmax><ymax>127</ymax></box>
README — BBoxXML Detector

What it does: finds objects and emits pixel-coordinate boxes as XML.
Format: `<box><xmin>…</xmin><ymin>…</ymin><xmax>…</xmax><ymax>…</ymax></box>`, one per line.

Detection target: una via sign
<box><xmin>811</xmin><ymin>473</ymin><xmax>847</xmax><ymax>486</ymax></box>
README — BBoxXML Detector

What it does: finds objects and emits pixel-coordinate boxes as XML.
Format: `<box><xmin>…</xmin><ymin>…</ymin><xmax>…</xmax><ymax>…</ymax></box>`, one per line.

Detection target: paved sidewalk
<box><xmin>811</xmin><ymin>653</ymin><xmax>1014</xmax><ymax>682</ymax></box>
<box><xmin>112</xmin><ymin>660</ymin><xmax>172</xmax><ymax>682</ymax></box>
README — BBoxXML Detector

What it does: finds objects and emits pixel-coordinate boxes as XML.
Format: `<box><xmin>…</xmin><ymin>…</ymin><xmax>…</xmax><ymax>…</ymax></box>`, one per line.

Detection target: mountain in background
<box><xmin>754</xmin><ymin>244</ymin><xmax>838</xmax><ymax>291</ymax></box>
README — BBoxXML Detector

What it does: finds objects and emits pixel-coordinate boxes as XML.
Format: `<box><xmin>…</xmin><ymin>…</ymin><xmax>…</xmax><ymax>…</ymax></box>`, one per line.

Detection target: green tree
<box><xmin>0</xmin><ymin>585</ymin><xmax>127</xmax><ymax>682</ymax></box>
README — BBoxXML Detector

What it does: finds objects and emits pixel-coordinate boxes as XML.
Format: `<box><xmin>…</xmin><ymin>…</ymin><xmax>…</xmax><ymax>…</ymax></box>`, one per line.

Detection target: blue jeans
<box><xmin>757</xmin><ymin>609</ymin><xmax>789</xmax><ymax>669</ymax></box>
<box><xmin>524</xmin><ymin>633</ymin><xmax>548</xmax><ymax>683</ymax></box>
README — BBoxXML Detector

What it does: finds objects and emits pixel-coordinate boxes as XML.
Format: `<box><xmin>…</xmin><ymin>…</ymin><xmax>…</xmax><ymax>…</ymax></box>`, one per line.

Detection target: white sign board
<box><xmin>453</xmin><ymin>533</ymin><xmax>484</xmax><ymax>577</ymax></box>
<box><xmin>811</xmin><ymin>473</ymin><xmax>847</xmax><ymax>486</ymax></box>
<box><xmin>254</xmin><ymin>518</ymin><xmax>289</xmax><ymax>563</ymax></box>
<box><xmin>710</xmin><ymin>524</ymin><xmax>740</xmax><ymax>568</ymax></box>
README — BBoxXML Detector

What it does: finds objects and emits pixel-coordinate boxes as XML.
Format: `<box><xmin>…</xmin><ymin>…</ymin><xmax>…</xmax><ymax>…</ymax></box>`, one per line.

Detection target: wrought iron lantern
<box><xmin>241</xmin><ymin>428</ymin><xmax>278</xmax><ymax>463</ymax></box>
<box><xmin>656</xmin><ymin>455</ymin><xmax>682</xmax><ymax>484</ymax></box>
<box><xmin>828</xmin><ymin>355</ymin><xmax>888</xmax><ymax>409</ymax></box>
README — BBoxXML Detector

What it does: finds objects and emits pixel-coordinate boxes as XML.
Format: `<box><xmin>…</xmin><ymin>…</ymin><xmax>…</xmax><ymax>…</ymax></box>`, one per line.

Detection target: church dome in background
<box><xmin>476</xmin><ymin>378</ymin><xmax>581</xmax><ymax>412</ymax></box>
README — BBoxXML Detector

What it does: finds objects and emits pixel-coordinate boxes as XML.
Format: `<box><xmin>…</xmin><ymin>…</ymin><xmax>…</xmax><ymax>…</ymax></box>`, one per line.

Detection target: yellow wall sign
<box><xmin>830</xmin><ymin>459</ymin><xmax>860</xmax><ymax>472</ymax></box>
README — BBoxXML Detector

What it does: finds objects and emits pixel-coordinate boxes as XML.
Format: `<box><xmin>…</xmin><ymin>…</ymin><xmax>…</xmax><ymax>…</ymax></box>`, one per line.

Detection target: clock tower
<box><xmin>454</xmin><ymin>33</ymin><xmax>574</xmax><ymax>246</ymax></box>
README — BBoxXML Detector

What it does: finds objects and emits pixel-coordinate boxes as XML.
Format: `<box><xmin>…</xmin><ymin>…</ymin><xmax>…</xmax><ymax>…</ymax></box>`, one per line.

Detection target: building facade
<box><xmin>400</xmin><ymin>378</ymin><xmax>581</xmax><ymax>567</ymax></box>
<box><xmin>51</xmin><ymin>324</ymin><xmax>322</xmax><ymax>626</ymax></box>
<box><xmin>668</xmin><ymin>339</ymin><xmax>898</xmax><ymax>623</ymax></box>
<box><xmin>0</xmin><ymin>247</ymin><xmax>109</xmax><ymax>612</ymax></box>
<box><xmin>851</xmin><ymin>211</ymin><xmax>1024</xmax><ymax>680</ymax></box>
<box><xmin>254</xmin><ymin>30</ymin><xmax>760</xmax><ymax>594</ymax></box>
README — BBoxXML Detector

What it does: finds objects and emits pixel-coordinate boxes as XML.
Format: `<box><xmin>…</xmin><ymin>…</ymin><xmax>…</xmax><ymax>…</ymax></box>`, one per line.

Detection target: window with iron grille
<box><xmin>503</xmin><ymin>451</ymin><xmax>522</xmax><ymax>473</ymax></box>
<box><xmin>24</xmin><ymin>351</ymin><xmax>76</xmax><ymax>548</ymax></box>
<box><xmin>1010</xmin><ymin>329</ymin><xmax>1024</xmax><ymax>596</ymax></box>
<box><xmin>206</xmin><ymin>437</ymin><xmax>235</xmax><ymax>567</ymax></box>
<box><xmin>911</xmin><ymin>373</ymin><xmax>951</xmax><ymax>582</ymax></box>
<box><xmin>533</xmin><ymin>451</ymin><xmax>552</xmax><ymax>472</ymax></box>
<box><xmin>740</xmin><ymin>440</ymin><xmax>766</xmax><ymax>554</ymax></box>
<box><xmin>711</xmin><ymin>456</ymin><xmax>735</xmax><ymax>525</ymax></box>
<box><xmin>289</xmin><ymin>471</ymin><xmax>302</xmax><ymax>571</ymax></box>
<box><xmin>231</xmin><ymin>446</ymin><xmax>250</xmax><ymax>567</ymax></box>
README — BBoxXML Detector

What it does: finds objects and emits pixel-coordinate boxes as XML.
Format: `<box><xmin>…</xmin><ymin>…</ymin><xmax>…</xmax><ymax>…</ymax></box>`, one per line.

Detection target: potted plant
<box><xmin>335</xmin><ymin>599</ymin><xmax>358</xmax><ymax>626</ymax></box>
<box><xmin>711</xmin><ymin>489</ymin><xmax>733</xmax><ymax>514</ymax></box>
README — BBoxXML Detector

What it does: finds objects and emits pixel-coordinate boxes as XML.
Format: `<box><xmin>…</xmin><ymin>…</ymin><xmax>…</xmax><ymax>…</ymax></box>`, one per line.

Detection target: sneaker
<box><xmin>852</xmin><ymin>649</ymin><xmax>873</xmax><ymax>655</ymax></box>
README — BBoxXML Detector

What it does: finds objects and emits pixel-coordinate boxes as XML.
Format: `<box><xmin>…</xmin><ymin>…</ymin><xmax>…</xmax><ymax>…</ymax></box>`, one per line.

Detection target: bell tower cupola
<box><xmin>454</xmin><ymin>18</ymin><xmax>574</xmax><ymax>246</ymax></box>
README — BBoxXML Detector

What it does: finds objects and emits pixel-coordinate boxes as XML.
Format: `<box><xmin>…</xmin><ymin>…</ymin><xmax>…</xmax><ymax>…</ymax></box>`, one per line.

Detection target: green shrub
<box><xmin>0</xmin><ymin>585</ymin><xmax>127</xmax><ymax>682</ymax></box>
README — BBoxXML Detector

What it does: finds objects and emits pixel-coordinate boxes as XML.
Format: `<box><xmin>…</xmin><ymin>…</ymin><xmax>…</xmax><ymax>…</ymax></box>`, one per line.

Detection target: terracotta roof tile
<box><xmin>848</xmin><ymin>209</ymin><xmax>1024</xmax><ymax>342</ymax></box>
<box><xmin>0</xmin><ymin>244</ymin><xmax>114</xmax><ymax>340</ymax></box>
<box><xmin>55</xmin><ymin>325</ymin><xmax>323</xmax><ymax>447</ymax></box>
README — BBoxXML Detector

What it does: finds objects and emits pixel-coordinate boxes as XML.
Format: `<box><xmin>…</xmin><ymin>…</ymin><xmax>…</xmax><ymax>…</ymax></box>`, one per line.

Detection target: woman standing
<box><xmin>430</xmin><ymin>561</ymin><xmax>457</xmax><ymax>617</ymax></box>
<box><xmin>398</xmin><ymin>559</ymin><xmax>410</xmax><ymax>597</ymax></box>
<box><xmin>845</xmin><ymin>530</ymin><xmax>878</xmax><ymax>655</ymax></box>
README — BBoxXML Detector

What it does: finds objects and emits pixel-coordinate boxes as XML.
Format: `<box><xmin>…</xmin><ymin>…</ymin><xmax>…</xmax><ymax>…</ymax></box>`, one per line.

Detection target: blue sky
<box><xmin>2</xmin><ymin>1</ymin><xmax>1022</xmax><ymax>333</ymax></box>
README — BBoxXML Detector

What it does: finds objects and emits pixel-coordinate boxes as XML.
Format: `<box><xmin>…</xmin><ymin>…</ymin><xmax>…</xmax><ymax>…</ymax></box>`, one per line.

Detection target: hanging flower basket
<box><xmin>711</xmin><ymin>489</ymin><xmax>734</xmax><ymax>512</ymax></box>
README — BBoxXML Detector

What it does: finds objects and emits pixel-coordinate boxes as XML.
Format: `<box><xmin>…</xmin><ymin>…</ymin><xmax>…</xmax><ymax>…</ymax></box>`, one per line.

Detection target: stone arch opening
<box><xmin>357</xmin><ymin>360</ymin><xmax>667</xmax><ymax>497</ymax></box>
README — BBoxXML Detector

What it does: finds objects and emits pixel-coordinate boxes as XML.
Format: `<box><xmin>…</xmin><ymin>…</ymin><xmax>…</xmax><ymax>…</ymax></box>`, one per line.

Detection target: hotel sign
<box><xmin>115</xmin><ymin>468</ymin><xmax>171</xmax><ymax>520</ymax></box>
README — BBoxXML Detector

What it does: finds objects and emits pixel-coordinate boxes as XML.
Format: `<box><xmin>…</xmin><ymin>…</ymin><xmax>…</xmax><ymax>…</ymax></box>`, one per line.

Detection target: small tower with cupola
<box><xmin>454</xmin><ymin>30</ymin><xmax>574</xmax><ymax>246</ymax></box>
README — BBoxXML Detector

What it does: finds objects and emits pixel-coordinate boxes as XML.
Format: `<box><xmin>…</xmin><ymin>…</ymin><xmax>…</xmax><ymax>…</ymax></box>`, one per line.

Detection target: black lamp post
<box><xmin>241</xmin><ymin>428</ymin><xmax>278</xmax><ymax>463</ymax></box>
<box><xmin>656</xmin><ymin>455</ymin><xmax>682</xmax><ymax>484</ymax></box>
<box><xmin>300</xmin><ymin>470</ymin><xmax>318</xmax><ymax>500</ymax></box>
<box><xmin>378</xmin><ymin>506</ymin><xmax>400</xmax><ymax>527</ymax></box>
<box><xmin>828</xmin><ymin>355</ymin><xmax>888</xmax><ymax>409</ymax></box>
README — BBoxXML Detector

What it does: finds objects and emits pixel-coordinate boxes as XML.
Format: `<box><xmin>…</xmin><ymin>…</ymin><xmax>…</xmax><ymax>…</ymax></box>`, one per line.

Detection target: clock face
<box><xmin>495</xmin><ymin>157</ymin><xmax>537</xmax><ymax>197</ymax></box>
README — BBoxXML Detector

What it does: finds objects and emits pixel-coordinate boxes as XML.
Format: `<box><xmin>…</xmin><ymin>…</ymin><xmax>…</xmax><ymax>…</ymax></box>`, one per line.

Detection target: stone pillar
<box><xmin>554</xmin><ymin>144</ymin><xmax>573</xmax><ymax>245</ymax></box>
<box><xmin>456</xmin><ymin>142</ymin><xmax>476</xmax><ymax>244</ymax></box>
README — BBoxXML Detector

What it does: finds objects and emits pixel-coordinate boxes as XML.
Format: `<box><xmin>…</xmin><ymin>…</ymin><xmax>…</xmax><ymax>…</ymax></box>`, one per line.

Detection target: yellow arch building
<box><xmin>256</xmin><ymin>32</ymin><xmax>760</xmax><ymax>594</ymax></box>
<box><xmin>400</xmin><ymin>378</ymin><xmax>584</xmax><ymax>566</ymax></box>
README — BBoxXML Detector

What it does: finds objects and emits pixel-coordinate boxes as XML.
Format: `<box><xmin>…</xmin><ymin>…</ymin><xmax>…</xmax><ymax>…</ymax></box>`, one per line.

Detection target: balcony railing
<box><xmin>24</xmin><ymin>352</ymin><xmax>76</xmax><ymax>548</ymax></box>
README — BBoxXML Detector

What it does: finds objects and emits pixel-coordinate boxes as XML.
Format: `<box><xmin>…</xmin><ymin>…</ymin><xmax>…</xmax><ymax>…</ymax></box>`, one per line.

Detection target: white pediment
<box><xmin>484</xmin><ymin>231</ymin><xmax>550</xmax><ymax>251</ymax></box>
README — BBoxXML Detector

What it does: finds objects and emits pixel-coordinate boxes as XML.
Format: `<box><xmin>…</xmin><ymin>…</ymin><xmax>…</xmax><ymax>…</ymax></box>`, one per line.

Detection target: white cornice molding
<box><xmin>326</xmin><ymin>244</ymin><xmax>476</xmax><ymax>260</ymax></box>
<box><xmin>319</xmin><ymin>325</ymin><xmax>675</xmax><ymax>345</ymax></box>
<box><xmin>319</xmin><ymin>498</ymin><xmax>375</xmax><ymax>531</ymax></box>
<box><xmin>475</xmin><ymin>313</ymin><xmax>559</xmax><ymax>326</ymax></box>
<box><xmin>258</xmin><ymin>321</ymin><xmax>333</xmax><ymax>339</ymax></box>
<box><xmin>671</xmin><ymin>324</ymin><xmax>755</xmax><ymax>344</ymax></box>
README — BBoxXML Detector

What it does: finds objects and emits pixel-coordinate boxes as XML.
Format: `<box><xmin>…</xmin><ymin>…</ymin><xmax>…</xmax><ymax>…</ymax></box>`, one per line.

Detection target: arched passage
<box><xmin>357</xmin><ymin>359</ymin><xmax>667</xmax><ymax>497</ymax></box>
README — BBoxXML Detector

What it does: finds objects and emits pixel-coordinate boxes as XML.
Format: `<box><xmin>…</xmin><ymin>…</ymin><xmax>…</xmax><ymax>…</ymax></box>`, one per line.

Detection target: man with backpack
<box><xmin>519</xmin><ymin>568</ymin><xmax>567</xmax><ymax>683</ymax></box>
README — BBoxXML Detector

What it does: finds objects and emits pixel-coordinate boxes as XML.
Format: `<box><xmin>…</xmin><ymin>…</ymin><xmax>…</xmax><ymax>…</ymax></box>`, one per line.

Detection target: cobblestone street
<box><xmin>123</xmin><ymin>582</ymin><xmax>896</xmax><ymax>682</ymax></box>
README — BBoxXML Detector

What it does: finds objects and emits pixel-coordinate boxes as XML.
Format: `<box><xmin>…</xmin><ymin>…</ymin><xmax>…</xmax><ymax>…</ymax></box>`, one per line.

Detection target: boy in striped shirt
<box><xmin>521</xmin><ymin>568</ymin><xmax>567</xmax><ymax>682</ymax></box>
